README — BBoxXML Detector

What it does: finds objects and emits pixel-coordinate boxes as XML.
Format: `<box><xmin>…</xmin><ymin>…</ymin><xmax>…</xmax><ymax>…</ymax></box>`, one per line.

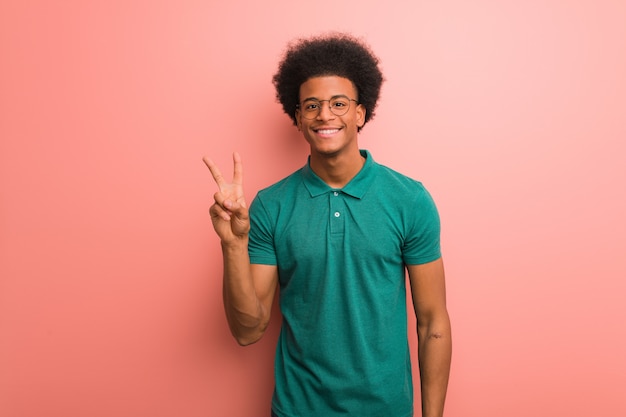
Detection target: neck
<box><xmin>309</xmin><ymin>148</ymin><xmax>365</xmax><ymax>188</ymax></box>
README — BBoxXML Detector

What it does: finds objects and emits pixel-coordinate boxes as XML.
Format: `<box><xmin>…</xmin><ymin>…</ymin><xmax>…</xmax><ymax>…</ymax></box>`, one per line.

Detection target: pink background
<box><xmin>1</xmin><ymin>1</ymin><xmax>625</xmax><ymax>416</ymax></box>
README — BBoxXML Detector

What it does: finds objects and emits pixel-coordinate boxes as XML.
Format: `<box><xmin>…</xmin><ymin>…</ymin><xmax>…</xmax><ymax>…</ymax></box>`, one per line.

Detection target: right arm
<box><xmin>204</xmin><ymin>153</ymin><xmax>278</xmax><ymax>346</ymax></box>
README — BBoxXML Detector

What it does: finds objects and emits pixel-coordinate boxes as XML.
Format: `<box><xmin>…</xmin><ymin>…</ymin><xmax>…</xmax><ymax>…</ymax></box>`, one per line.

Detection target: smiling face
<box><xmin>296</xmin><ymin>76</ymin><xmax>366</xmax><ymax>159</ymax></box>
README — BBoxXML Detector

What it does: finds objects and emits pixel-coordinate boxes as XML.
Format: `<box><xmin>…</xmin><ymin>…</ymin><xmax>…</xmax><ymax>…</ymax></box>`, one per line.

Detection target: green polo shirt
<box><xmin>249</xmin><ymin>150</ymin><xmax>441</xmax><ymax>417</ymax></box>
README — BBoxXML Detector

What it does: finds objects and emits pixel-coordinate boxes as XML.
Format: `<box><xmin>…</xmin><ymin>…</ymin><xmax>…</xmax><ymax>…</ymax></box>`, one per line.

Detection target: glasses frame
<box><xmin>296</xmin><ymin>95</ymin><xmax>359</xmax><ymax>120</ymax></box>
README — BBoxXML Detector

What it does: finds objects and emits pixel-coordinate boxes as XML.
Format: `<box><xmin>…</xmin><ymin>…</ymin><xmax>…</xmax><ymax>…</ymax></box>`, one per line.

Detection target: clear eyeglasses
<box><xmin>296</xmin><ymin>95</ymin><xmax>359</xmax><ymax>119</ymax></box>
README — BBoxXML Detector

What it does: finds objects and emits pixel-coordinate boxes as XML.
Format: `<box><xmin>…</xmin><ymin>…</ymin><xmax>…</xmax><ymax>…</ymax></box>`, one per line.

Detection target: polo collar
<box><xmin>301</xmin><ymin>150</ymin><xmax>376</xmax><ymax>199</ymax></box>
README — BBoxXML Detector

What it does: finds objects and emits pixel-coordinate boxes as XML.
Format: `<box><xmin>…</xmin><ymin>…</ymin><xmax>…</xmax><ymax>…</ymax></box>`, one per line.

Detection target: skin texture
<box><xmin>203</xmin><ymin>152</ymin><xmax>277</xmax><ymax>346</ymax></box>
<box><xmin>296</xmin><ymin>76</ymin><xmax>366</xmax><ymax>187</ymax></box>
<box><xmin>205</xmin><ymin>75</ymin><xmax>451</xmax><ymax>416</ymax></box>
<box><xmin>409</xmin><ymin>259</ymin><xmax>452</xmax><ymax>417</ymax></box>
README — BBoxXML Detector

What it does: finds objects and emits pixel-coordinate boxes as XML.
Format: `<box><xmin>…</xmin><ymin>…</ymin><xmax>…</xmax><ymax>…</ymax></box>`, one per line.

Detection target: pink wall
<box><xmin>1</xmin><ymin>1</ymin><xmax>625</xmax><ymax>416</ymax></box>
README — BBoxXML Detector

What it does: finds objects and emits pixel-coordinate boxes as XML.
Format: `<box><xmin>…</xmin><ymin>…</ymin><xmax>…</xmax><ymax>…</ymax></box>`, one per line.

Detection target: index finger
<box><xmin>202</xmin><ymin>156</ymin><xmax>227</xmax><ymax>189</ymax></box>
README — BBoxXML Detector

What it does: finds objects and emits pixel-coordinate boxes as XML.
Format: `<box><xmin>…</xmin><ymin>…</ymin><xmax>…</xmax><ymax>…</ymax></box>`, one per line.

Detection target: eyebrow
<box><xmin>301</xmin><ymin>94</ymin><xmax>350</xmax><ymax>102</ymax></box>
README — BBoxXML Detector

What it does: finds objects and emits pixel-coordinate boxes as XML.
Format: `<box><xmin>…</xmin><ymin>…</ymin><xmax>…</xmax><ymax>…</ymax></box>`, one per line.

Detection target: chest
<box><xmin>272</xmin><ymin>191</ymin><xmax>407</xmax><ymax>274</ymax></box>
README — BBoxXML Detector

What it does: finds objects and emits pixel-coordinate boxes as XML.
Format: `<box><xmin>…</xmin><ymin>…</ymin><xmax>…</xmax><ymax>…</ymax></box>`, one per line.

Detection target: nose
<box><xmin>316</xmin><ymin>100</ymin><xmax>335</xmax><ymax>120</ymax></box>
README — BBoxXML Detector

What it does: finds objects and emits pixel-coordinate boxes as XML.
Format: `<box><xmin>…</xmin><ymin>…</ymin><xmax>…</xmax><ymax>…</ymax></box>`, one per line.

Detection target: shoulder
<box><xmin>251</xmin><ymin>168</ymin><xmax>305</xmax><ymax>213</ymax></box>
<box><xmin>373</xmin><ymin>162</ymin><xmax>431</xmax><ymax>201</ymax></box>
<box><xmin>256</xmin><ymin>168</ymin><xmax>303</xmax><ymax>197</ymax></box>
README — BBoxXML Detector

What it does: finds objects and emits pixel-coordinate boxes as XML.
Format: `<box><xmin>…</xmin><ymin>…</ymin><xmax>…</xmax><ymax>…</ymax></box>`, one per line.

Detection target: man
<box><xmin>204</xmin><ymin>33</ymin><xmax>451</xmax><ymax>417</ymax></box>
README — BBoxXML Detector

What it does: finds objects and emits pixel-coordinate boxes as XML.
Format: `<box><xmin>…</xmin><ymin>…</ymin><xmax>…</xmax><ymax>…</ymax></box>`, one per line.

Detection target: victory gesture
<box><xmin>203</xmin><ymin>152</ymin><xmax>250</xmax><ymax>242</ymax></box>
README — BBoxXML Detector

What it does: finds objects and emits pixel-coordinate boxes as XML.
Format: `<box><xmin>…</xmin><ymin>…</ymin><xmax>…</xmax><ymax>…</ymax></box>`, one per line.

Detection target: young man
<box><xmin>204</xmin><ymin>33</ymin><xmax>451</xmax><ymax>417</ymax></box>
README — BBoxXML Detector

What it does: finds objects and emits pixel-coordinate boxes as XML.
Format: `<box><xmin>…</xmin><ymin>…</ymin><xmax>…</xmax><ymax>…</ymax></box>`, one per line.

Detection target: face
<box><xmin>296</xmin><ymin>76</ymin><xmax>366</xmax><ymax>158</ymax></box>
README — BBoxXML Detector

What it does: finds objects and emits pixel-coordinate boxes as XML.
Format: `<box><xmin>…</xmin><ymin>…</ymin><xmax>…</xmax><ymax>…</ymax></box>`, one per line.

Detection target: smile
<box><xmin>314</xmin><ymin>128</ymin><xmax>341</xmax><ymax>135</ymax></box>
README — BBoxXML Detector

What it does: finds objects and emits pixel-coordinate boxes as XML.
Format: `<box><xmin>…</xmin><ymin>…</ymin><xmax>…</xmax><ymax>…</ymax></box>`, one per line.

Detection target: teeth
<box><xmin>317</xmin><ymin>129</ymin><xmax>339</xmax><ymax>134</ymax></box>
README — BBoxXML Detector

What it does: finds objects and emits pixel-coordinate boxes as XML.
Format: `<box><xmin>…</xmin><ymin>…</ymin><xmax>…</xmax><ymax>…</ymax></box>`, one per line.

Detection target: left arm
<box><xmin>408</xmin><ymin>257</ymin><xmax>452</xmax><ymax>417</ymax></box>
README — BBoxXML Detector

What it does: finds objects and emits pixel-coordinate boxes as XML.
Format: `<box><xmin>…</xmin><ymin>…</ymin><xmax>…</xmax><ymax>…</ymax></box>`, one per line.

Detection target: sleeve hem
<box><xmin>403</xmin><ymin>253</ymin><xmax>441</xmax><ymax>266</ymax></box>
<box><xmin>249</xmin><ymin>257</ymin><xmax>278</xmax><ymax>266</ymax></box>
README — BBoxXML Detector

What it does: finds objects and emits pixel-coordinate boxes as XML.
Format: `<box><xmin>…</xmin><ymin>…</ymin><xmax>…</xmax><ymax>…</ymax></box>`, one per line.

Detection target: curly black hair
<box><xmin>272</xmin><ymin>33</ymin><xmax>384</xmax><ymax>132</ymax></box>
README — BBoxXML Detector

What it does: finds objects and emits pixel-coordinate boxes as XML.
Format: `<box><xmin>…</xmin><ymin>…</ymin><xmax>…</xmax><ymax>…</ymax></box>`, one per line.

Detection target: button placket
<box><xmin>329</xmin><ymin>190</ymin><xmax>344</xmax><ymax>235</ymax></box>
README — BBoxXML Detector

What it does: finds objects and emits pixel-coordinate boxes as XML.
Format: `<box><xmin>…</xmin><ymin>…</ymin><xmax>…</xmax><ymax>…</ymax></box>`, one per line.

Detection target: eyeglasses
<box><xmin>296</xmin><ymin>95</ymin><xmax>359</xmax><ymax>119</ymax></box>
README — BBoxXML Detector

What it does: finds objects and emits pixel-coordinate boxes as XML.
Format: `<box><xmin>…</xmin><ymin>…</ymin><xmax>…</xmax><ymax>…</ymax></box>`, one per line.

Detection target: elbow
<box><xmin>231</xmin><ymin>318</ymin><xmax>269</xmax><ymax>346</ymax></box>
<box><xmin>234</xmin><ymin>332</ymin><xmax>263</xmax><ymax>346</ymax></box>
<box><xmin>226</xmin><ymin>305</ymin><xmax>271</xmax><ymax>346</ymax></box>
<box><xmin>417</xmin><ymin>311</ymin><xmax>451</xmax><ymax>341</ymax></box>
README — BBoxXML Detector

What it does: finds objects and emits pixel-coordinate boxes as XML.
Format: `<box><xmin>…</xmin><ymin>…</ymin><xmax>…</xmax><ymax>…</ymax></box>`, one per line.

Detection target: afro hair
<box><xmin>272</xmin><ymin>33</ymin><xmax>384</xmax><ymax>132</ymax></box>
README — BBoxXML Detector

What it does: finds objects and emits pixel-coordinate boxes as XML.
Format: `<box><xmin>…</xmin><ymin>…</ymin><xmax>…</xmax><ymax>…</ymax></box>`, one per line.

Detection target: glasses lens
<box><xmin>301</xmin><ymin>101</ymin><xmax>320</xmax><ymax>119</ymax></box>
<box><xmin>329</xmin><ymin>97</ymin><xmax>350</xmax><ymax>116</ymax></box>
<box><xmin>300</xmin><ymin>97</ymin><xmax>352</xmax><ymax>119</ymax></box>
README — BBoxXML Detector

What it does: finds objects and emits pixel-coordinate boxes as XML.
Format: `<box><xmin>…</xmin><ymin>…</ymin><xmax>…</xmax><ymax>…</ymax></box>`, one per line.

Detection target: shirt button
<box><xmin>333</xmin><ymin>191</ymin><xmax>339</xmax><ymax>196</ymax></box>
<box><xmin>334</xmin><ymin>212</ymin><xmax>340</xmax><ymax>217</ymax></box>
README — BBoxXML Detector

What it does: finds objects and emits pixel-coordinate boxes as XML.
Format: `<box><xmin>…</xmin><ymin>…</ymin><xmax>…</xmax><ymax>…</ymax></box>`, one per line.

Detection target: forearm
<box><xmin>221</xmin><ymin>239</ymin><xmax>268</xmax><ymax>345</ymax></box>
<box><xmin>417</xmin><ymin>315</ymin><xmax>452</xmax><ymax>417</ymax></box>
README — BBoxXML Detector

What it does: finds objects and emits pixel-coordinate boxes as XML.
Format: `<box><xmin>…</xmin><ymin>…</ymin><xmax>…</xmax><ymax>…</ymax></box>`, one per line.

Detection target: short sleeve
<box><xmin>248</xmin><ymin>195</ymin><xmax>278</xmax><ymax>265</ymax></box>
<box><xmin>402</xmin><ymin>186</ymin><xmax>441</xmax><ymax>265</ymax></box>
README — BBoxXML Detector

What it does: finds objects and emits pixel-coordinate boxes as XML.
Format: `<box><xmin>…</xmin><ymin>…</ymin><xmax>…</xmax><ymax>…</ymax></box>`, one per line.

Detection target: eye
<box><xmin>331</xmin><ymin>99</ymin><xmax>348</xmax><ymax>108</ymax></box>
<box><xmin>304</xmin><ymin>102</ymin><xmax>320</xmax><ymax>111</ymax></box>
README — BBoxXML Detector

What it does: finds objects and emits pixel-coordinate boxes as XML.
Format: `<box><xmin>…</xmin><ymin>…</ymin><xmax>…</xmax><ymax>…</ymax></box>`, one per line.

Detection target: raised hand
<box><xmin>203</xmin><ymin>152</ymin><xmax>250</xmax><ymax>243</ymax></box>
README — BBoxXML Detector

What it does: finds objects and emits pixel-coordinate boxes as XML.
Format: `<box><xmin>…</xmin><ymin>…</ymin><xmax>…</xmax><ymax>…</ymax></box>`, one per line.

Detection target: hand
<box><xmin>203</xmin><ymin>152</ymin><xmax>250</xmax><ymax>243</ymax></box>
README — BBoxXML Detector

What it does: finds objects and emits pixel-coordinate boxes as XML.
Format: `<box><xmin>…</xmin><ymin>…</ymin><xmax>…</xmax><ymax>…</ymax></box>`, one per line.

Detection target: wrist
<box><xmin>221</xmin><ymin>235</ymin><xmax>249</xmax><ymax>251</ymax></box>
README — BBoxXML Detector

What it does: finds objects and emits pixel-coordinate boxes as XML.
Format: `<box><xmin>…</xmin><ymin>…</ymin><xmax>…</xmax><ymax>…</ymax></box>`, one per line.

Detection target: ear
<box><xmin>295</xmin><ymin>109</ymin><xmax>302</xmax><ymax>131</ymax></box>
<box><xmin>356</xmin><ymin>104</ymin><xmax>366</xmax><ymax>128</ymax></box>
